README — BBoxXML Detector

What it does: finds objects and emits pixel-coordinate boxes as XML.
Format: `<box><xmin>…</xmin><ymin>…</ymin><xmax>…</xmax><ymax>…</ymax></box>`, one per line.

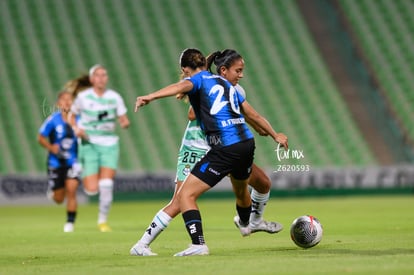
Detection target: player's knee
<box><xmin>258</xmin><ymin>179</ymin><xmax>271</xmax><ymax>193</ymax></box>
<box><xmin>250</xmin><ymin>176</ymin><xmax>271</xmax><ymax>193</ymax></box>
<box><xmin>82</xmin><ymin>178</ymin><xmax>101</xmax><ymax>195</ymax></box>
<box><xmin>54</xmin><ymin>196</ymin><xmax>65</xmax><ymax>204</ymax></box>
<box><xmin>175</xmin><ymin>190</ymin><xmax>184</xmax><ymax>202</ymax></box>
<box><xmin>176</xmin><ymin>189</ymin><xmax>194</xmax><ymax>205</ymax></box>
<box><xmin>66</xmin><ymin>189</ymin><xmax>77</xmax><ymax>199</ymax></box>
<box><xmin>52</xmin><ymin>189</ymin><xmax>65</xmax><ymax>203</ymax></box>
<box><xmin>163</xmin><ymin>202</ymin><xmax>181</xmax><ymax>218</ymax></box>
<box><xmin>83</xmin><ymin>187</ymin><xmax>99</xmax><ymax>196</ymax></box>
<box><xmin>82</xmin><ymin>176</ymin><xmax>100</xmax><ymax>195</ymax></box>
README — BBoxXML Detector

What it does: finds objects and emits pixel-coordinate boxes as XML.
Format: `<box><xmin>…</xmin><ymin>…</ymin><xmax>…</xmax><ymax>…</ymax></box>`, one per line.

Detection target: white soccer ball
<box><xmin>290</xmin><ymin>215</ymin><xmax>323</xmax><ymax>248</ymax></box>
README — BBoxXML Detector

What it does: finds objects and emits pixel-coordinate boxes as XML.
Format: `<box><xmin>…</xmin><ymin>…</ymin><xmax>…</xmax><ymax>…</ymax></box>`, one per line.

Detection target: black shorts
<box><xmin>191</xmin><ymin>139</ymin><xmax>255</xmax><ymax>187</ymax></box>
<box><xmin>47</xmin><ymin>167</ymin><xmax>79</xmax><ymax>191</ymax></box>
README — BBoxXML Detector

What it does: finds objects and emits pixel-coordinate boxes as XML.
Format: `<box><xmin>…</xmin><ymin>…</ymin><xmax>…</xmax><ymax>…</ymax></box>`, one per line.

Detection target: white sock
<box><xmin>98</xmin><ymin>179</ymin><xmax>113</xmax><ymax>224</ymax></box>
<box><xmin>139</xmin><ymin>210</ymin><xmax>172</xmax><ymax>246</ymax></box>
<box><xmin>250</xmin><ymin>189</ymin><xmax>270</xmax><ymax>226</ymax></box>
<box><xmin>84</xmin><ymin>188</ymin><xmax>98</xmax><ymax>196</ymax></box>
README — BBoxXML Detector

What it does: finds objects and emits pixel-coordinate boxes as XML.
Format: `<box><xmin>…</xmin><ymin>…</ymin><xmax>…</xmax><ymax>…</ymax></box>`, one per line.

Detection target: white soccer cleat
<box><xmin>63</xmin><ymin>222</ymin><xmax>74</xmax><ymax>233</ymax></box>
<box><xmin>250</xmin><ymin>219</ymin><xmax>283</xmax><ymax>234</ymax></box>
<box><xmin>233</xmin><ymin>216</ymin><xmax>251</xmax><ymax>237</ymax></box>
<box><xmin>234</xmin><ymin>216</ymin><xmax>283</xmax><ymax>234</ymax></box>
<box><xmin>130</xmin><ymin>241</ymin><xmax>158</xmax><ymax>256</ymax></box>
<box><xmin>173</xmin><ymin>244</ymin><xmax>209</xmax><ymax>257</ymax></box>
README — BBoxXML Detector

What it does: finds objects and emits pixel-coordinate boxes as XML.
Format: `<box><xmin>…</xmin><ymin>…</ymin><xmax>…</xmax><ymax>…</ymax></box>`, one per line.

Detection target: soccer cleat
<box><xmin>173</xmin><ymin>244</ymin><xmax>209</xmax><ymax>257</ymax></box>
<box><xmin>63</xmin><ymin>222</ymin><xmax>74</xmax><ymax>233</ymax></box>
<box><xmin>250</xmin><ymin>219</ymin><xmax>283</xmax><ymax>234</ymax></box>
<box><xmin>98</xmin><ymin>222</ymin><xmax>112</xmax><ymax>232</ymax></box>
<box><xmin>233</xmin><ymin>216</ymin><xmax>251</xmax><ymax>237</ymax></box>
<box><xmin>234</xmin><ymin>215</ymin><xmax>283</xmax><ymax>234</ymax></box>
<box><xmin>130</xmin><ymin>241</ymin><xmax>158</xmax><ymax>256</ymax></box>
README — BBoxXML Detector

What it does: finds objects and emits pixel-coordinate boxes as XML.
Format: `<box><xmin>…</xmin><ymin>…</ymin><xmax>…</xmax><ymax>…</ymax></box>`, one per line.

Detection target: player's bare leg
<box><xmin>234</xmin><ymin>164</ymin><xmax>283</xmax><ymax>234</ymax></box>
<box><xmin>173</xmin><ymin>175</ymin><xmax>210</xmax><ymax>256</ymax></box>
<box><xmin>64</xmin><ymin>178</ymin><xmax>78</xmax><ymax>232</ymax></box>
<box><xmin>130</xmin><ymin>182</ymin><xmax>182</xmax><ymax>256</ymax></box>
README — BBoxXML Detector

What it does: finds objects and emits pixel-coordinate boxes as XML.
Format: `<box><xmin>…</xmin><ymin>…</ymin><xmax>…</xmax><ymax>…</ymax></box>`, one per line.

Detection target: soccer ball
<box><xmin>290</xmin><ymin>215</ymin><xmax>323</xmax><ymax>248</ymax></box>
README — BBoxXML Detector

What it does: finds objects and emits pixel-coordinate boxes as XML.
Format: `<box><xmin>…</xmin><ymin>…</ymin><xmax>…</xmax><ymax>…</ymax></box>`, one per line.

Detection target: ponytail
<box><xmin>206</xmin><ymin>51</ymin><xmax>221</xmax><ymax>74</ymax></box>
<box><xmin>63</xmin><ymin>74</ymin><xmax>92</xmax><ymax>98</ymax></box>
<box><xmin>206</xmin><ymin>49</ymin><xmax>242</xmax><ymax>75</ymax></box>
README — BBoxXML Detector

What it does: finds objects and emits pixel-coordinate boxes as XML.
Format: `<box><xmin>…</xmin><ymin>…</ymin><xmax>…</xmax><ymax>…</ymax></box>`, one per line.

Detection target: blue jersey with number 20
<box><xmin>186</xmin><ymin>70</ymin><xmax>254</xmax><ymax>148</ymax></box>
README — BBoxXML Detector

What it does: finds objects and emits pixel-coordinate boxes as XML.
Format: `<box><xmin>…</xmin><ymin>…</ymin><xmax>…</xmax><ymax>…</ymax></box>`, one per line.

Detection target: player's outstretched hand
<box><xmin>135</xmin><ymin>95</ymin><xmax>153</xmax><ymax>112</ymax></box>
<box><xmin>275</xmin><ymin>133</ymin><xmax>288</xmax><ymax>150</ymax></box>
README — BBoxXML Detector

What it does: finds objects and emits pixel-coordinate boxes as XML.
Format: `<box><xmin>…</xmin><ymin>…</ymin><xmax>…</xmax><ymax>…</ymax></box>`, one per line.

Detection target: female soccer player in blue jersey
<box><xmin>38</xmin><ymin>91</ymin><xmax>81</xmax><ymax>232</ymax></box>
<box><xmin>130</xmin><ymin>50</ymin><xmax>286</xmax><ymax>256</ymax></box>
<box><xmin>206</xmin><ymin>49</ymin><xmax>285</xmax><ymax>235</ymax></box>
<box><xmin>135</xmin><ymin>48</ymin><xmax>288</xmax><ymax>256</ymax></box>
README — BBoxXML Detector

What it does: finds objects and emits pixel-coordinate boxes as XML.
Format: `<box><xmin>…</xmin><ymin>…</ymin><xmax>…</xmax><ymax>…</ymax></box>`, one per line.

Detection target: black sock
<box><xmin>236</xmin><ymin>204</ymin><xmax>251</xmax><ymax>226</ymax></box>
<box><xmin>67</xmin><ymin>211</ymin><xmax>76</xmax><ymax>223</ymax></box>
<box><xmin>182</xmin><ymin>210</ymin><xmax>205</xmax><ymax>245</ymax></box>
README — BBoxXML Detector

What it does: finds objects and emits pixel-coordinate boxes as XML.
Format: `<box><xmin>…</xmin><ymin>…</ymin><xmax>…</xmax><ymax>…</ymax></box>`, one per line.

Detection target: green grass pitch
<box><xmin>1</xmin><ymin>195</ymin><xmax>414</xmax><ymax>274</ymax></box>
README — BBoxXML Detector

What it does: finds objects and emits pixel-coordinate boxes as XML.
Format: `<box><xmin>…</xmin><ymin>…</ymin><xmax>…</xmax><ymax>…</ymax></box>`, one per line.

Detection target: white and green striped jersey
<box><xmin>179</xmin><ymin>120</ymin><xmax>210</xmax><ymax>152</ymax></box>
<box><xmin>71</xmin><ymin>88</ymin><xmax>127</xmax><ymax>146</ymax></box>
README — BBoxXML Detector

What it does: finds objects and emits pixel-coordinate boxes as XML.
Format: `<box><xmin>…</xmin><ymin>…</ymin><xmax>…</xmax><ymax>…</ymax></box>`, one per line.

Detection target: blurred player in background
<box><xmin>130</xmin><ymin>49</ymin><xmax>285</xmax><ymax>256</ymax></box>
<box><xmin>70</xmin><ymin>65</ymin><xmax>130</xmax><ymax>232</ymax></box>
<box><xmin>38</xmin><ymin>91</ymin><xmax>80</xmax><ymax>232</ymax></box>
<box><xmin>134</xmin><ymin>48</ymin><xmax>287</xmax><ymax>256</ymax></box>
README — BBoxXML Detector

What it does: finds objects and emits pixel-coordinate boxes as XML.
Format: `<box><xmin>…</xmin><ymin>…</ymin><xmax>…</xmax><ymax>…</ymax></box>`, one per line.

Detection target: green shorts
<box><xmin>79</xmin><ymin>142</ymin><xmax>120</xmax><ymax>177</ymax></box>
<box><xmin>175</xmin><ymin>145</ymin><xmax>208</xmax><ymax>182</ymax></box>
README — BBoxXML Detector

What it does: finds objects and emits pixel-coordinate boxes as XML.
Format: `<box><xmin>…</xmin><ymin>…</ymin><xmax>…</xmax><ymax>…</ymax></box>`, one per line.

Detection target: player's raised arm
<box><xmin>241</xmin><ymin>100</ymin><xmax>288</xmax><ymax>149</ymax></box>
<box><xmin>135</xmin><ymin>81</ymin><xmax>193</xmax><ymax>112</ymax></box>
<box><xmin>244</xmin><ymin>115</ymin><xmax>268</xmax><ymax>136</ymax></box>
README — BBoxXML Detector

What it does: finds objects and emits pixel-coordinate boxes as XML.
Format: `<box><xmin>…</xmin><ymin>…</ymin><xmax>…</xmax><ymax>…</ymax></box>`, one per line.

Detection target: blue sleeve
<box><xmin>186</xmin><ymin>74</ymin><xmax>201</xmax><ymax>95</ymax></box>
<box><xmin>39</xmin><ymin>116</ymin><xmax>54</xmax><ymax>137</ymax></box>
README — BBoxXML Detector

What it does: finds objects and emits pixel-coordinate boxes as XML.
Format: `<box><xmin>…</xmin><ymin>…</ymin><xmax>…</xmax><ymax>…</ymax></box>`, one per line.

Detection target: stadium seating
<box><xmin>0</xmin><ymin>0</ymin><xmax>378</xmax><ymax>174</ymax></box>
<box><xmin>339</xmin><ymin>0</ymin><xmax>414</xmax><ymax>141</ymax></box>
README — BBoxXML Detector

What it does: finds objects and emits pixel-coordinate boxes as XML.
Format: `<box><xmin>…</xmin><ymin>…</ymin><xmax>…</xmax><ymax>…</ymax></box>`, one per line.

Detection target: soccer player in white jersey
<box><xmin>70</xmin><ymin>64</ymin><xmax>130</xmax><ymax>232</ymax></box>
